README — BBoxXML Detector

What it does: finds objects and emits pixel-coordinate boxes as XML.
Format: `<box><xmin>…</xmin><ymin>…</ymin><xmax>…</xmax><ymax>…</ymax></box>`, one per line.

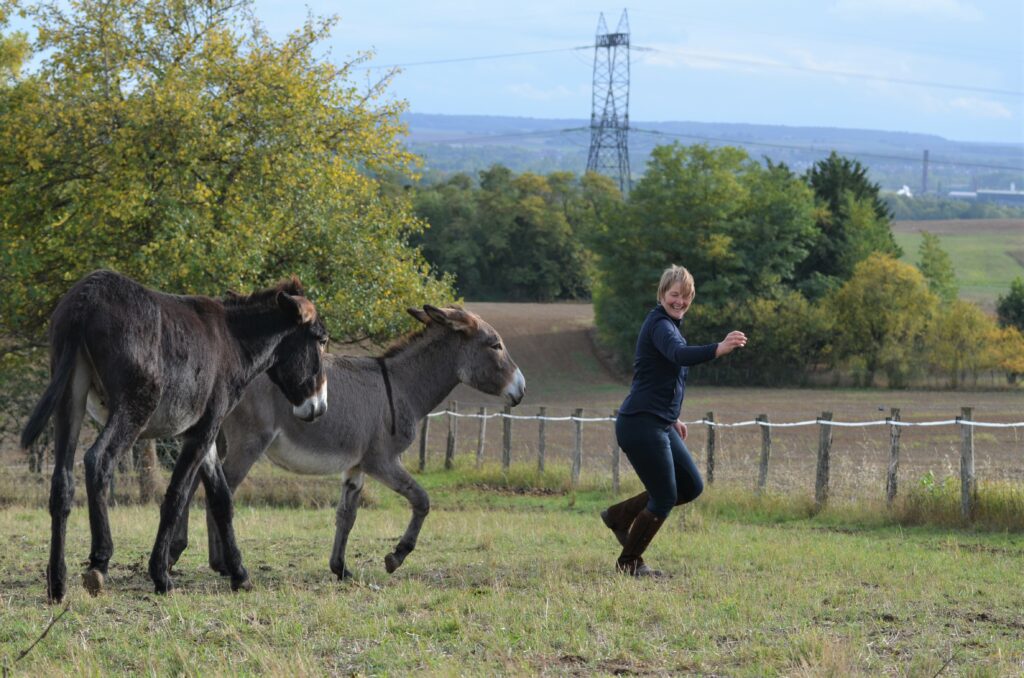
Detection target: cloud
<box><xmin>831</xmin><ymin>0</ymin><xmax>984</xmax><ymax>22</ymax></box>
<box><xmin>949</xmin><ymin>97</ymin><xmax>1013</xmax><ymax>119</ymax></box>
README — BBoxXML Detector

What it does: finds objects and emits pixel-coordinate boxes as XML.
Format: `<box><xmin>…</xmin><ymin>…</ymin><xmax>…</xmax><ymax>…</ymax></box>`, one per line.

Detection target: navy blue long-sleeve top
<box><xmin>618</xmin><ymin>305</ymin><xmax>719</xmax><ymax>423</ymax></box>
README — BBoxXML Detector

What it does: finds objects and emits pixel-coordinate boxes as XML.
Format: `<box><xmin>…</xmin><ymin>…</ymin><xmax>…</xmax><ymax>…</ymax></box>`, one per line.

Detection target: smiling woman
<box><xmin>603</xmin><ymin>264</ymin><xmax>746</xmax><ymax>577</ymax></box>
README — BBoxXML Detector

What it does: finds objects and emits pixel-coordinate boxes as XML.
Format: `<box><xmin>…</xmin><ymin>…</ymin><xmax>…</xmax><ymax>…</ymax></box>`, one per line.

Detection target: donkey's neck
<box><xmin>383</xmin><ymin>330</ymin><xmax>462</xmax><ymax>418</ymax></box>
<box><xmin>225</xmin><ymin>309</ymin><xmax>291</xmax><ymax>389</ymax></box>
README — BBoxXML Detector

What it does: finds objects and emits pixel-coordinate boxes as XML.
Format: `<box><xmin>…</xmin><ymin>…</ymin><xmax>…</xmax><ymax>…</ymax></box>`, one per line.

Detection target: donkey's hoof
<box><xmin>153</xmin><ymin>577</ymin><xmax>175</xmax><ymax>595</ymax></box>
<box><xmin>82</xmin><ymin>569</ymin><xmax>105</xmax><ymax>597</ymax></box>
<box><xmin>231</xmin><ymin>576</ymin><xmax>253</xmax><ymax>592</ymax></box>
<box><xmin>384</xmin><ymin>553</ymin><xmax>402</xmax><ymax>574</ymax></box>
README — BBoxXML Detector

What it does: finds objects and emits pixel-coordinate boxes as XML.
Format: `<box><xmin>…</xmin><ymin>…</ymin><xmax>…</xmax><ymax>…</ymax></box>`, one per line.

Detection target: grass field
<box><xmin>3</xmin><ymin>293</ymin><xmax>1022</xmax><ymax>675</ymax></box>
<box><xmin>892</xmin><ymin>218</ymin><xmax>1024</xmax><ymax>310</ymax></box>
<box><xmin>2</xmin><ymin>470</ymin><xmax>1024</xmax><ymax>676</ymax></box>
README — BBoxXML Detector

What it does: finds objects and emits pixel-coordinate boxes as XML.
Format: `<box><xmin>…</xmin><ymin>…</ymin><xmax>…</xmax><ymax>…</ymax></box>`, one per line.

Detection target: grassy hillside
<box><xmin>892</xmin><ymin>219</ymin><xmax>1024</xmax><ymax>309</ymax></box>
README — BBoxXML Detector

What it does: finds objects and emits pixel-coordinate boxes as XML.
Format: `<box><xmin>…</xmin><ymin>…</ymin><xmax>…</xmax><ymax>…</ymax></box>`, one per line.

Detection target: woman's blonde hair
<box><xmin>657</xmin><ymin>265</ymin><xmax>694</xmax><ymax>302</ymax></box>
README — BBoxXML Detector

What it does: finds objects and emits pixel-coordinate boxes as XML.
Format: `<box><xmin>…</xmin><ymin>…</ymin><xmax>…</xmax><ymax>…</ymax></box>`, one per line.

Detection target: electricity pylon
<box><xmin>586</xmin><ymin>9</ymin><xmax>631</xmax><ymax>195</ymax></box>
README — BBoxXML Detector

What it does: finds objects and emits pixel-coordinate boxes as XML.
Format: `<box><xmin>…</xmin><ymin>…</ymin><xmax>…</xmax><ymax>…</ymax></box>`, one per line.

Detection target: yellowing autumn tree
<box><xmin>827</xmin><ymin>253</ymin><xmax>937</xmax><ymax>387</ymax></box>
<box><xmin>0</xmin><ymin>0</ymin><xmax>453</xmax><ymax>347</ymax></box>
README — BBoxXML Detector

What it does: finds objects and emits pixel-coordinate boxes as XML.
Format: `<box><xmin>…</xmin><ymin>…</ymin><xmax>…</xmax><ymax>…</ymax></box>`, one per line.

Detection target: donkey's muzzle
<box><xmin>293</xmin><ymin>380</ymin><xmax>328</xmax><ymax>422</ymax></box>
<box><xmin>503</xmin><ymin>368</ymin><xmax>526</xmax><ymax>407</ymax></box>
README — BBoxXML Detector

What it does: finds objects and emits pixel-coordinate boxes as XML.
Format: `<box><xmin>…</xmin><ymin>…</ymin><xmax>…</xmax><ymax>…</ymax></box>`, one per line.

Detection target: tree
<box><xmin>984</xmin><ymin>325</ymin><xmax>1024</xmax><ymax>384</ymax></box>
<box><xmin>917</xmin><ymin>232</ymin><xmax>959</xmax><ymax>302</ymax></box>
<box><xmin>827</xmin><ymin>254</ymin><xmax>936</xmax><ymax>387</ymax></box>
<box><xmin>0</xmin><ymin>0</ymin><xmax>453</xmax><ymax>348</ymax></box>
<box><xmin>590</xmin><ymin>143</ymin><xmax>816</xmax><ymax>363</ymax></box>
<box><xmin>412</xmin><ymin>167</ymin><xmax>614</xmax><ymax>301</ymax></box>
<box><xmin>996</xmin><ymin>276</ymin><xmax>1024</xmax><ymax>331</ymax></box>
<box><xmin>925</xmin><ymin>299</ymin><xmax>996</xmax><ymax>388</ymax></box>
<box><xmin>798</xmin><ymin>152</ymin><xmax>902</xmax><ymax>297</ymax></box>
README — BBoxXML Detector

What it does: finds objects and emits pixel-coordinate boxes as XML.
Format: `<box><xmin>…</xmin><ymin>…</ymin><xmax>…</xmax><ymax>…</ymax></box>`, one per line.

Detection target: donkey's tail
<box><xmin>20</xmin><ymin>337</ymin><xmax>80</xmax><ymax>450</ymax></box>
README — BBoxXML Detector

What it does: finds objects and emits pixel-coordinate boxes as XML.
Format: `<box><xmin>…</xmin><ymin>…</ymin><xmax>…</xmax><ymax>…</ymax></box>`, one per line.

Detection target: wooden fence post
<box><xmin>502</xmin><ymin>405</ymin><xmax>512</xmax><ymax>472</ymax></box>
<box><xmin>537</xmin><ymin>406</ymin><xmax>547</xmax><ymax>472</ymax></box>
<box><xmin>959</xmin><ymin>406</ymin><xmax>976</xmax><ymax>521</ymax></box>
<box><xmin>138</xmin><ymin>439</ymin><xmax>159</xmax><ymax>504</ymax></box>
<box><xmin>611</xmin><ymin>410</ymin><xmax>620</xmax><ymax>494</ymax></box>
<box><xmin>756</xmin><ymin>414</ymin><xmax>771</xmax><ymax>494</ymax></box>
<box><xmin>445</xmin><ymin>400</ymin><xmax>457</xmax><ymax>470</ymax></box>
<box><xmin>418</xmin><ymin>416</ymin><xmax>430</xmax><ymax>472</ymax></box>
<box><xmin>814</xmin><ymin>411</ymin><xmax>833</xmax><ymax>511</ymax></box>
<box><xmin>476</xmin><ymin>407</ymin><xmax>487</xmax><ymax>469</ymax></box>
<box><xmin>705</xmin><ymin>412</ymin><xmax>716</xmax><ymax>485</ymax></box>
<box><xmin>886</xmin><ymin>408</ymin><xmax>901</xmax><ymax>508</ymax></box>
<box><xmin>571</xmin><ymin>408</ymin><xmax>583</xmax><ymax>487</ymax></box>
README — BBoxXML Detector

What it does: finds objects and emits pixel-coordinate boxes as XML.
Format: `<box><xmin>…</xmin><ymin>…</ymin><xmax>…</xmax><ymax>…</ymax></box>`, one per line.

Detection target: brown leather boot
<box><xmin>616</xmin><ymin>509</ymin><xmax>665</xmax><ymax>577</ymax></box>
<box><xmin>600</xmin><ymin>491</ymin><xmax>649</xmax><ymax>547</ymax></box>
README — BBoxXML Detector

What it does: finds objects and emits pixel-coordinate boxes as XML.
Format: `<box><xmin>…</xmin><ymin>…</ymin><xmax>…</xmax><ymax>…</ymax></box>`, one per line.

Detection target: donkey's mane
<box><xmin>222</xmin><ymin>276</ymin><xmax>305</xmax><ymax>309</ymax></box>
<box><xmin>380</xmin><ymin>326</ymin><xmax>430</xmax><ymax>359</ymax></box>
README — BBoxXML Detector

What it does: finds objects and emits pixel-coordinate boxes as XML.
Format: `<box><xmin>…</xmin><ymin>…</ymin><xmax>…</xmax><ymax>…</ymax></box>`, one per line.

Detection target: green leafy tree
<box><xmin>0</xmin><ymin>0</ymin><xmax>453</xmax><ymax>348</ymax></box>
<box><xmin>413</xmin><ymin>166</ymin><xmax>613</xmax><ymax>301</ymax></box>
<box><xmin>798</xmin><ymin>152</ymin><xmax>902</xmax><ymax>297</ymax></box>
<box><xmin>996</xmin><ymin>276</ymin><xmax>1024</xmax><ymax>331</ymax></box>
<box><xmin>827</xmin><ymin>253</ymin><xmax>936</xmax><ymax>387</ymax></box>
<box><xmin>590</xmin><ymin>143</ymin><xmax>816</xmax><ymax>363</ymax></box>
<box><xmin>917</xmin><ymin>232</ymin><xmax>959</xmax><ymax>302</ymax></box>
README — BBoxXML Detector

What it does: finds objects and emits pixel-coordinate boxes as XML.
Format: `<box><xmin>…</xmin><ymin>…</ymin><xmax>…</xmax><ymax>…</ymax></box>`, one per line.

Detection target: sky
<box><xmin>246</xmin><ymin>1</ymin><xmax>1023</xmax><ymax>146</ymax></box>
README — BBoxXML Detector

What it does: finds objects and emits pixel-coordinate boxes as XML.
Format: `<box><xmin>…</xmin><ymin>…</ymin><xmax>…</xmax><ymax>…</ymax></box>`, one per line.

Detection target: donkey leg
<box><xmin>207</xmin><ymin>431</ymin><xmax>270</xmax><ymax>576</ymax></box>
<box><xmin>167</xmin><ymin>472</ymin><xmax>202</xmax><ymax>570</ymax></box>
<box><xmin>148</xmin><ymin>434</ymin><xmax>215</xmax><ymax>594</ymax></box>
<box><xmin>198</xmin><ymin>452</ymin><xmax>251</xmax><ymax>592</ymax></box>
<box><xmin>46</xmin><ymin>357</ymin><xmax>90</xmax><ymax>603</ymax></box>
<box><xmin>83</xmin><ymin>410</ymin><xmax>145</xmax><ymax>594</ymax></box>
<box><xmin>329</xmin><ymin>468</ymin><xmax>365</xmax><ymax>581</ymax></box>
<box><xmin>372</xmin><ymin>460</ymin><xmax>430</xmax><ymax>574</ymax></box>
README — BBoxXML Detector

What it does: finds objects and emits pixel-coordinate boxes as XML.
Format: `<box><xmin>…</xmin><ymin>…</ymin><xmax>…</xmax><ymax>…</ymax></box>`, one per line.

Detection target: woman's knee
<box><xmin>676</xmin><ymin>475</ymin><xmax>704</xmax><ymax>505</ymax></box>
<box><xmin>648</xmin><ymin>491</ymin><xmax>677</xmax><ymax>518</ymax></box>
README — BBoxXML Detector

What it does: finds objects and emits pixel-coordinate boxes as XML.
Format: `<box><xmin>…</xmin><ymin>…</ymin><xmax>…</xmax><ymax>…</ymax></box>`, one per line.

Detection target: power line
<box><xmin>360</xmin><ymin>46</ymin><xmax>590</xmax><ymax>70</ymax></box>
<box><xmin>633</xmin><ymin>46</ymin><xmax>1023</xmax><ymax>98</ymax></box>
<box><xmin>357</xmin><ymin>42</ymin><xmax>1022</xmax><ymax>97</ymax></box>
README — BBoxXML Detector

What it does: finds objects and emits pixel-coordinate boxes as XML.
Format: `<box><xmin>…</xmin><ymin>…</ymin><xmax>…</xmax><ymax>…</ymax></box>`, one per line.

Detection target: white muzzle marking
<box><xmin>503</xmin><ymin>368</ymin><xmax>526</xmax><ymax>406</ymax></box>
<box><xmin>293</xmin><ymin>380</ymin><xmax>328</xmax><ymax>421</ymax></box>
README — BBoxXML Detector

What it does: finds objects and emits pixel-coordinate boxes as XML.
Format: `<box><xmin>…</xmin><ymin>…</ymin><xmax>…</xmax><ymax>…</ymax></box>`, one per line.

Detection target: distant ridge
<box><xmin>402</xmin><ymin>112</ymin><xmax>1024</xmax><ymax>191</ymax></box>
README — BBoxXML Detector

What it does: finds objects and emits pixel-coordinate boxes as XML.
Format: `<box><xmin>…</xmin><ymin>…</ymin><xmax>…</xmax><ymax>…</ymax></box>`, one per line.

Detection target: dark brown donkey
<box><xmin>169</xmin><ymin>305</ymin><xmax>525</xmax><ymax>580</ymax></box>
<box><xmin>20</xmin><ymin>270</ymin><xmax>328</xmax><ymax>601</ymax></box>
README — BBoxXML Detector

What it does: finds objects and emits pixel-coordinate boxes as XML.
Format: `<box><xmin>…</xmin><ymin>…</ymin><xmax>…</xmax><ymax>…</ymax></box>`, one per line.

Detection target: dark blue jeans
<box><xmin>615</xmin><ymin>412</ymin><xmax>704</xmax><ymax>518</ymax></box>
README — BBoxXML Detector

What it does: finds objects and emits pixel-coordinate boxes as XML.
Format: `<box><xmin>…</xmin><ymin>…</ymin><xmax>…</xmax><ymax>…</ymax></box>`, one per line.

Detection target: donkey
<box><xmin>169</xmin><ymin>305</ymin><xmax>525</xmax><ymax>580</ymax></box>
<box><xmin>20</xmin><ymin>270</ymin><xmax>329</xmax><ymax>601</ymax></box>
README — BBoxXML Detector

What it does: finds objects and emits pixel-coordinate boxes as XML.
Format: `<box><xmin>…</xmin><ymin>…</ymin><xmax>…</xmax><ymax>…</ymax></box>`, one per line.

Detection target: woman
<box><xmin>602</xmin><ymin>265</ymin><xmax>747</xmax><ymax>577</ymax></box>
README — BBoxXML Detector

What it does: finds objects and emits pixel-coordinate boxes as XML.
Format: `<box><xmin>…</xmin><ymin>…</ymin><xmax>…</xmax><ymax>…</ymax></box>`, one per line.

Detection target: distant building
<box><xmin>947</xmin><ymin>186</ymin><xmax>1024</xmax><ymax>207</ymax></box>
<box><xmin>896</xmin><ymin>185</ymin><xmax>913</xmax><ymax>197</ymax></box>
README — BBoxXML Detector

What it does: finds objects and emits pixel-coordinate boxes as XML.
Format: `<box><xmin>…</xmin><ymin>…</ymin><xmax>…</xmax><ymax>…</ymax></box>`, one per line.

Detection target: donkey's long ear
<box><xmin>278</xmin><ymin>292</ymin><xmax>317</xmax><ymax>325</ymax></box>
<box><xmin>424</xmin><ymin>304</ymin><xmax>477</xmax><ymax>333</ymax></box>
<box><xmin>407</xmin><ymin>307</ymin><xmax>432</xmax><ymax>325</ymax></box>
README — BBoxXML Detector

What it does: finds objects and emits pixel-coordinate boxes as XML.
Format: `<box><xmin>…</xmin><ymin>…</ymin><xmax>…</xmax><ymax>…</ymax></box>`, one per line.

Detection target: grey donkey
<box><xmin>169</xmin><ymin>305</ymin><xmax>526</xmax><ymax>580</ymax></box>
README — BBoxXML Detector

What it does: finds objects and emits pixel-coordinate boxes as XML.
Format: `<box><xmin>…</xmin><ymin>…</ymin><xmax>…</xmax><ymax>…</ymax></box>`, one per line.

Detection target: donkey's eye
<box><xmin>490</xmin><ymin>342</ymin><xmax>502</xmax><ymax>351</ymax></box>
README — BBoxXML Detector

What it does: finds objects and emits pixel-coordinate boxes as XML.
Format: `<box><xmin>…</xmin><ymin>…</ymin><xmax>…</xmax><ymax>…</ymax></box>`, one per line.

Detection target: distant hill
<box><xmin>403</xmin><ymin>113</ymin><xmax>1024</xmax><ymax>192</ymax></box>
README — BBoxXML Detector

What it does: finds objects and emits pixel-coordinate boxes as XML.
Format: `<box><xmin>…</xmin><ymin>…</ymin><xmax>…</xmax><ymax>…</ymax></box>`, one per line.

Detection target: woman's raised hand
<box><xmin>715</xmin><ymin>330</ymin><xmax>748</xmax><ymax>357</ymax></box>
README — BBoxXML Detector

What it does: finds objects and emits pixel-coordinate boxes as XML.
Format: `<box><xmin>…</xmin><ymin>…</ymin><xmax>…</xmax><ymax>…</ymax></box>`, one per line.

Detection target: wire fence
<box><xmin>419</xmin><ymin>402</ymin><xmax>1024</xmax><ymax>518</ymax></box>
